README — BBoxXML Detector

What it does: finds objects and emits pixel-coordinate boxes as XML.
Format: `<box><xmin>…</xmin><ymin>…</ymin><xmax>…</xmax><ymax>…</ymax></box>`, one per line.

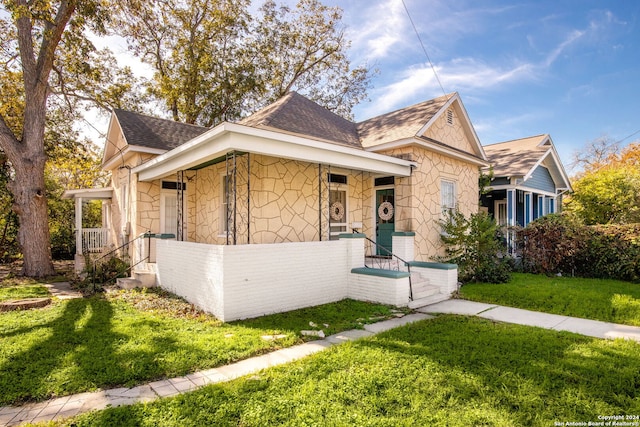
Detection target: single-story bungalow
<box><xmin>66</xmin><ymin>91</ymin><xmax>490</xmax><ymax>320</ymax></box>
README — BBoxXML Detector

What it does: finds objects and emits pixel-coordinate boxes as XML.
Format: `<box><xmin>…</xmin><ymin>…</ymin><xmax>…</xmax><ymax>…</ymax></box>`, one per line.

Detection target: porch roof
<box><xmin>62</xmin><ymin>187</ymin><xmax>113</xmax><ymax>200</ymax></box>
<box><xmin>133</xmin><ymin>122</ymin><xmax>415</xmax><ymax>182</ymax></box>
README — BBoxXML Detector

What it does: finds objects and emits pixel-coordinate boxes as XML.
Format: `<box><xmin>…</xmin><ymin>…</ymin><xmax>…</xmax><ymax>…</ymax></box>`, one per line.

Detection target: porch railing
<box><xmin>82</xmin><ymin>228</ymin><xmax>109</xmax><ymax>253</ymax></box>
<box><xmin>363</xmin><ymin>236</ymin><xmax>414</xmax><ymax>301</ymax></box>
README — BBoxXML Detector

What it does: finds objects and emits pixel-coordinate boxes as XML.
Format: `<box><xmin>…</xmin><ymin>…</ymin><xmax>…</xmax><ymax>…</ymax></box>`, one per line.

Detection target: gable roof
<box><xmin>107</xmin><ymin>91</ymin><xmax>488</xmax><ymax>171</ymax></box>
<box><xmin>113</xmin><ymin>109</ymin><xmax>209</xmax><ymax>151</ymax></box>
<box><xmin>239</xmin><ymin>92</ymin><xmax>360</xmax><ymax>148</ymax></box>
<box><xmin>484</xmin><ymin>134</ymin><xmax>572</xmax><ymax>190</ymax></box>
<box><xmin>357</xmin><ymin>94</ymin><xmax>452</xmax><ymax>148</ymax></box>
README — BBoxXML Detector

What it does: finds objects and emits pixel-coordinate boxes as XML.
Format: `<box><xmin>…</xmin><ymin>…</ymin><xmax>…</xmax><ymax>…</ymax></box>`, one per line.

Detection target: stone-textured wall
<box><xmin>191</xmin><ymin>155</ymin><xmax>368</xmax><ymax>245</ymax></box>
<box><xmin>380</xmin><ymin>146</ymin><xmax>480</xmax><ymax>261</ymax></box>
<box><xmin>423</xmin><ymin>106</ymin><xmax>476</xmax><ymax>154</ymax></box>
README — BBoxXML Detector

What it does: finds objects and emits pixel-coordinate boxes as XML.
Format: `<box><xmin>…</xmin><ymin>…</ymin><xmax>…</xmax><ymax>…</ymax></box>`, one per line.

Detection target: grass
<box><xmin>0</xmin><ymin>286</ymin><xmax>404</xmax><ymax>406</ymax></box>
<box><xmin>461</xmin><ymin>273</ymin><xmax>640</xmax><ymax>326</ymax></box>
<box><xmin>55</xmin><ymin>315</ymin><xmax>640</xmax><ymax>427</ymax></box>
<box><xmin>0</xmin><ymin>283</ymin><xmax>50</xmax><ymax>302</ymax></box>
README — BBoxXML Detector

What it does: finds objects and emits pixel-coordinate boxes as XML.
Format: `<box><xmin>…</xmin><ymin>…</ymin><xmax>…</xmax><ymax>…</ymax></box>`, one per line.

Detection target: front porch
<box><xmin>153</xmin><ymin>233</ymin><xmax>457</xmax><ymax>321</ymax></box>
<box><xmin>62</xmin><ymin>188</ymin><xmax>113</xmax><ymax>272</ymax></box>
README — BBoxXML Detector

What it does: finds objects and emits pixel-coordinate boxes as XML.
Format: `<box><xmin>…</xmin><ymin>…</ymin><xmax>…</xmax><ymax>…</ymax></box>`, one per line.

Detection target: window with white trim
<box><xmin>441</xmin><ymin>179</ymin><xmax>456</xmax><ymax>215</ymax></box>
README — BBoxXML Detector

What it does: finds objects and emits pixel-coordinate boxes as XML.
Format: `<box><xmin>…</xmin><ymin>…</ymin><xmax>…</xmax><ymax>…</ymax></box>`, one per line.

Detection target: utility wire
<box><xmin>614</xmin><ymin>129</ymin><xmax>640</xmax><ymax>145</ymax></box>
<box><xmin>401</xmin><ymin>0</ymin><xmax>448</xmax><ymax>97</ymax></box>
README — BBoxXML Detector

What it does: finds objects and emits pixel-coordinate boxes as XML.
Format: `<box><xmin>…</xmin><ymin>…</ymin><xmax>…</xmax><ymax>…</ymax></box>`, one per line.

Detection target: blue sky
<box><xmin>90</xmin><ymin>0</ymin><xmax>639</xmax><ymax>173</ymax></box>
<box><xmin>325</xmin><ymin>0</ymin><xmax>639</xmax><ymax>172</ymax></box>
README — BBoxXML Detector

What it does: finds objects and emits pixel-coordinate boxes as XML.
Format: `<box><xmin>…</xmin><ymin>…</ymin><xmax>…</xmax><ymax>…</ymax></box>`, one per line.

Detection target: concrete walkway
<box><xmin>0</xmin><ymin>313</ymin><xmax>432</xmax><ymax>426</ymax></box>
<box><xmin>42</xmin><ymin>282</ymin><xmax>83</xmax><ymax>300</ymax></box>
<box><xmin>417</xmin><ymin>299</ymin><xmax>640</xmax><ymax>342</ymax></box>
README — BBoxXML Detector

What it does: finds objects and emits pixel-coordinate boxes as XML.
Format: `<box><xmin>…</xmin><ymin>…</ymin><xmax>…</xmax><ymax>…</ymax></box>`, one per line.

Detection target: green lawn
<box><xmin>0</xmin><ymin>286</ymin><xmax>404</xmax><ymax>406</ymax></box>
<box><xmin>56</xmin><ymin>316</ymin><xmax>640</xmax><ymax>427</ymax></box>
<box><xmin>461</xmin><ymin>273</ymin><xmax>640</xmax><ymax>326</ymax></box>
<box><xmin>0</xmin><ymin>279</ymin><xmax>50</xmax><ymax>302</ymax></box>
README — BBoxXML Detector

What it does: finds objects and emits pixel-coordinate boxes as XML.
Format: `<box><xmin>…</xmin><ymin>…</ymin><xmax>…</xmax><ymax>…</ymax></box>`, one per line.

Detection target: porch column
<box><xmin>75</xmin><ymin>197</ymin><xmax>83</xmax><ymax>255</ymax></box>
<box><xmin>392</xmin><ymin>232</ymin><xmax>415</xmax><ymax>262</ymax></box>
<box><xmin>506</xmin><ymin>189</ymin><xmax>516</xmax><ymax>226</ymax></box>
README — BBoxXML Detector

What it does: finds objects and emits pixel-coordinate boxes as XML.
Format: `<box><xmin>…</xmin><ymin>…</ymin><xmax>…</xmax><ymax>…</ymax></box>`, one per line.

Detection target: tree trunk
<box><xmin>8</xmin><ymin>151</ymin><xmax>55</xmax><ymax>277</ymax></box>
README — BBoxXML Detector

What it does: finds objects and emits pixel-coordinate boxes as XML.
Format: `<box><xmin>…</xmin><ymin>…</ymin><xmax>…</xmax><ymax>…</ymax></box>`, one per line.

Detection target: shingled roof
<box><xmin>239</xmin><ymin>92</ymin><xmax>361</xmax><ymax>148</ymax></box>
<box><xmin>357</xmin><ymin>94</ymin><xmax>453</xmax><ymax>148</ymax></box>
<box><xmin>113</xmin><ymin>109</ymin><xmax>209</xmax><ymax>151</ymax></box>
<box><xmin>483</xmin><ymin>134</ymin><xmax>551</xmax><ymax>177</ymax></box>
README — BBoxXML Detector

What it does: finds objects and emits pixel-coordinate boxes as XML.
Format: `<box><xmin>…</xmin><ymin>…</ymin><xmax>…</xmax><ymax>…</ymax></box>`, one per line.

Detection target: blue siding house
<box><xmin>480</xmin><ymin>134</ymin><xmax>572</xmax><ymax>232</ymax></box>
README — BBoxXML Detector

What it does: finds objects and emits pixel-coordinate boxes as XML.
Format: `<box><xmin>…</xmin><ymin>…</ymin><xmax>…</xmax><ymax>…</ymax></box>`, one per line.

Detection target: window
<box><xmin>441</xmin><ymin>180</ymin><xmax>456</xmax><ymax>215</ymax></box>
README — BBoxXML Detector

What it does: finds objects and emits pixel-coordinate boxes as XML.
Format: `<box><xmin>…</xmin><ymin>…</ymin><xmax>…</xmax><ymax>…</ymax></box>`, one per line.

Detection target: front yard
<box><xmin>461</xmin><ymin>273</ymin><xmax>640</xmax><ymax>326</ymax></box>
<box><xmin>57</xmin><ymin>315</ymin><xmax>640</xmax><ymax>427</ymax></box>
<box><xmin>3</xmin><ymin>272</ymin><xmax>640</xmax><ymax>426</ymax></box>
<box><xmin>0</xmin><ymin>281</ymin><xmax>406</xmax><ymax>406</ymax></box>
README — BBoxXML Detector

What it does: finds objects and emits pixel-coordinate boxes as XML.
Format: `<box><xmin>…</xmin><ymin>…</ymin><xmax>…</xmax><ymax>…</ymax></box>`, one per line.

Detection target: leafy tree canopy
<box><xmin>114</xmin><ymin>0</ymin><xmax>373</xmax><ymax>126</ymax></box>
<box><xmin>566</xmin><ymin>142</ymin><xmax>640</xmax><ymax>225</ymax></box>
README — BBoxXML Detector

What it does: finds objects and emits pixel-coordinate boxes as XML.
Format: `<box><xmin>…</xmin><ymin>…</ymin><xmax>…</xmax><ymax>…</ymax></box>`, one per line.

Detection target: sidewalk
<box><xmin>0</xmin><ymin>313</ymin><xmax>432</xmax><ymax>426</ymax></box>
<box><xmin>416</xmin><ymin>299</ymin><xmax>640</xmax><ymax>342</ymax></box>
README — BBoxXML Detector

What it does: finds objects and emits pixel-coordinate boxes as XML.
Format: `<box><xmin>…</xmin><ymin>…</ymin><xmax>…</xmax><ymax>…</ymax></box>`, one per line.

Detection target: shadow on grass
<box><xmin>0</xmin><ymin>297</ymin><xmax>182</xmax><ymax>406</ymax></box>
<box><xmin>51</xmin><ymin>316</ymin><xmax>640</xmax><ymax>427</ymax></box>
<box><xmin>359</xmin><ymin>315</ymin><xmax>640</xmax><ymax>423</ymax></box>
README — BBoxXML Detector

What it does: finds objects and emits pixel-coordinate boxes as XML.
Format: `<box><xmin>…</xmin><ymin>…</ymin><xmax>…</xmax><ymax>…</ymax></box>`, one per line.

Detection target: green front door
<box><xmin>376</xmin><ymin>188</ymin><xmax>395</xmax><ymax>256</ymax></box>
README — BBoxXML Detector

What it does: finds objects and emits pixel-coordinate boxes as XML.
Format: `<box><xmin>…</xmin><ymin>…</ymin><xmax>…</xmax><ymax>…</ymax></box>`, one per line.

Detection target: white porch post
<box><xmin>75</xmin><ymin>197</ymin><xmax>83</xmax><ymax>255</ymax></box>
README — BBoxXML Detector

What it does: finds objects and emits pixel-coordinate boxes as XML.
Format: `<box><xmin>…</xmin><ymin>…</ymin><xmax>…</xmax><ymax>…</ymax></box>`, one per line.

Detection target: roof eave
<box><xmin>367</xmin><ymin>137</ymin><xmax>490</xmax><ymax>168</ymax></box>
<box><xmin>133</xmin><ymin>123</ymin><xmax>414</xmax><ymax>181</ymax></box>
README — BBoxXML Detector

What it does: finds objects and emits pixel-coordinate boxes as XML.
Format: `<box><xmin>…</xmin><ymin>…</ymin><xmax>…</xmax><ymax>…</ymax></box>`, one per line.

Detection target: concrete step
<box><xmin>408</xmin><ymin>293</ymin><xmax>449</xmax><ymax>309</ymax></box>
<box><xmin>117</xmin><ymin>278</ymin><xmax>142</xmax><ymax>289</ymax></box>
<box><xmin>411</xmin><ymin>283</ymin><xmax>440</xmax><ymax>300</ymax></box>
<box><xmin>133</xmin><ymin>270</ymin><xmax>157</xmax><ymax>287</ymax></box>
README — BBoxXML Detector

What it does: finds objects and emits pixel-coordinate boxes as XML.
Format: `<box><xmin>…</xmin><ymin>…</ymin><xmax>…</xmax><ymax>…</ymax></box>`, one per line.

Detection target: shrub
<box><xmin>438</xmin><ymin>210</ymin><xmax>512</xmax><ymax>283</ymax></box>
<box><xmin>77</xmin><ymin>255</ymin><xmax>130</xmax><ymax>292</ymax></box>
<box><xmin>518</xmin><ymin>214</ymin><xmax>640</xmax><ymax>282</ymax></box>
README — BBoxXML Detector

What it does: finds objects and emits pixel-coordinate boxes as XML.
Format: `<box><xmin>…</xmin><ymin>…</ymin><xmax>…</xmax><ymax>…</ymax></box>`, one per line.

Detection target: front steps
<box><xmin>117</xmin><ymin>263</ymin><xmax>158</xmax><ymax>289</ymax></box>
<box><xmin>408</xmin><ymin>269</ymin><xmax>450</xmax><ymax>309</ymax></box>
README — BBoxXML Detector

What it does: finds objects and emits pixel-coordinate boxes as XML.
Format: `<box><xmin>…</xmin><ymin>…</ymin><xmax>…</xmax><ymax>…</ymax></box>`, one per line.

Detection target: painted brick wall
<box><xmin>221</xmin><ymin>240</ymin><xmax>349</xmax><ymax>320</ymax></box>
<box><xmin>156</xmin><ymin>239</ymin><xmax>351</xmax><ymax>321</ymax></box>
<box><xmin>156</xmin><ymin>240</ymin><xmax>225</xmax><ymax>319</ymax></box>
<box><xmin>348</xmin><ymin>273</ymin><xmax>410</xmax><ymax>307</ymax></box>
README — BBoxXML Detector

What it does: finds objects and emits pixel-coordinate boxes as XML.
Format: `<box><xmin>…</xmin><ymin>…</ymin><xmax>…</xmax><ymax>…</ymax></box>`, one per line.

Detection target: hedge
<box><xmin>518</xmin><ymin>215</ymin><xmax>640</xmax><ymax>282</ymax></box>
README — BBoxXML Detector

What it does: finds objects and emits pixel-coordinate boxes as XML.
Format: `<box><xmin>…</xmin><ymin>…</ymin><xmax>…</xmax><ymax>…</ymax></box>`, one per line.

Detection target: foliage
<box><xmin>566</xmin><ymin>142</ymin><xmax>640</xmax><ymax>225</ymax></box>
<box><xmin>60</xmin><ymin>316</ymin><xmax>640</xmax><ymax>427</ymax></box>
<box><xmin>461</xmin><ymin>273</ymin><xmax>640</xmax><ymax>326</ymax></box>
<box><xmin>0</xmin><ymin>0</ymin><xmax>145</xmax><ymax>276</ymax></box>
<box><xmin>519</xmin><ymin>214</ymin><xmax>640</xmax><ymax>281</ymax></box>
<box><xmin>114</xmin><ymin>0</ymin><xmax>372</xmax><ymax>126</ymax></box>
<box><xmin>0</xmin><ymin>291</ymin><xmax>402</xmax><ymax>405</ymax></box>
<box><xmin>518</xmin><ymin>214</ymin><xmax>583</xmax><ymax>275</ymax></box>
<box><xmin>78</xmin><ymin>256</ymin><xmax>130</xmax><ymax>291</ymax></box>
<box><xmin>439</xmin><ymin>209</ymin><xmax>511</xmax><ymax>283</ymax></box>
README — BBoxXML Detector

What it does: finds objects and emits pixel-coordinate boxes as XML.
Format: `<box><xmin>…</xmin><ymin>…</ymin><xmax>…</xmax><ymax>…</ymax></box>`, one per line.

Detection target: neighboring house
<box><xmin>66</xmin><ymin>91</ymin><xmax>488</xmax><ymax>320</ymax></box>
<box><xmin>480</xmin><ymin>134</ymin><xmax>572</xmax><ymax>230</ymax></box>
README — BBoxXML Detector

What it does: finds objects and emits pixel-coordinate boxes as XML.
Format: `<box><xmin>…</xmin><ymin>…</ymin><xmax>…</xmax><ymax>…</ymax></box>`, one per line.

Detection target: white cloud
<box><xmin>347</xmin><ymin>0</ymin><xmax>409</xmax><ymax>61</ymax></box>
<box><xmin>359</xmin><ymin>57</ymin><xmax>536</xmax><ymax>118</ymax></box>
<box><xmin>543</xmin><ymin>29</ymin><xmax>585</xmax><ymax>67</ymax></box>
